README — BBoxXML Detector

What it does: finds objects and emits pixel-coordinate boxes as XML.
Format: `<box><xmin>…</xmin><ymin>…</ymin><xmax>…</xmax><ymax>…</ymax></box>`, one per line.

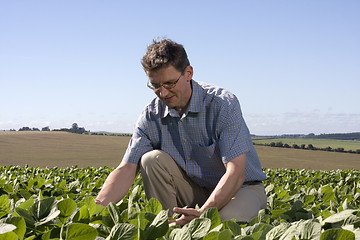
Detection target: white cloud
<box><xmin>245</xmin><ymin>111</ymin><xmax>360</xmax><ymax>135</ymax></box>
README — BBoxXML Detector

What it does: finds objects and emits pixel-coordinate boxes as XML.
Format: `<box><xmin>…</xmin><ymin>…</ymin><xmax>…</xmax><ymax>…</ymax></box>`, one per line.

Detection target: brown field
<box><xmin>0</xmin><ymin>131</ymin><xmax>359</xmax><ymax>170</ymax></box>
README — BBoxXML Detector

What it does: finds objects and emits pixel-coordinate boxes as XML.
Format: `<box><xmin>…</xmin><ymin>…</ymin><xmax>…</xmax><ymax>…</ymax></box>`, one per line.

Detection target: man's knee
<box><xmin>141</xmin><ymin>150</ymin><xmax>164</xmax><ymax>168</ymax></box>
<box><xmin>140</xmin><ymin>150</ymin><xmax>174</xmax><ymax>173</ymax></box>
<box><xmin>219</xmin><ymin>184</ymin><xmax>267</xmax><ymax>222</ymax></box>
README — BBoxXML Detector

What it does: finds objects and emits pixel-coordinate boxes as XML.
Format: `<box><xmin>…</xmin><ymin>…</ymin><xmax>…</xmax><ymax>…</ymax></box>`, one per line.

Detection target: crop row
<box><xmin>0</xmin><ymin>166</ymin><xmax>359</xmax><ymax>239</ymax></box>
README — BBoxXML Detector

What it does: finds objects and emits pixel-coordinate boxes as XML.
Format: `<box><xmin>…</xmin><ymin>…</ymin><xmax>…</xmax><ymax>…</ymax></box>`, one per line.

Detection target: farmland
<box><xmin>1</xmin><ymin>131</ymin><xmax>360</xmax><ymax>170</ymax></box>
<box><xmin>0</xmin><ymin>131</ymin><xmax>360</xmax><ymax>239</ymax></box>
<box><xmin>252</xmin><ymin>137</ymin><xmax>360</xmax><ymax>152</ymax></box>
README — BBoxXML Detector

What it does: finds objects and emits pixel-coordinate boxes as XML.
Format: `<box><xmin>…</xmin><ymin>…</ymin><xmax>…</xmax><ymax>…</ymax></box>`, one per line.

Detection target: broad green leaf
<box><xmin>322</xmin><ymin>210</ymin><xmax>358</xmax><ymax>224</ymax></box>
<box><xmin>223</xmin><ymin>220</ymin><xmax>241</xmax><ymax>236</ymax></box>
<box><xmin>246</xmin><ymin>223</ymin><xmax>273</xmax><ymax>240</ymax></box>
<box><xmin>17</xmin><ymin>198</ymin><xmax>35</xmax><ymax>211</ymax></box>
<box><xmin>57</xmin><ymin>198</ymin><xmax>77</xmax><ymax>218</ymax></box>
<box><xmin>0</xmin><ymin>231</ymin><xmax>18</xmax><ymax>240</ymax></box>
<box><xmin>30</xmin><ymin>197</ymin><xmax>56</xmax><ymax>221</ymax></box>
<box><xmin>202</xmin><ymin>231</ymin><xmax>218</xmax><ymax>240</ymax></box>
<box><xmin>108</xmin><ymin>202</ymin><xmax>122</xmax><ymax>225</ymax></box>
<box><xmin>106</xmin><ymin>223</ymin><xmax>137</xmax><ymax>240</ymax></box>
<box><xmin>66</xmin><ymin>223</ymin><xmax>97</xmax><ymax>240</ymax></box>
<box><xmin>15</xmin><ymin>208</ymin><xmax>36</xmax><ymax>227</ymax></box>
<box><xmin>323</xmin><ymin>192</ymin><xmax>335</xmax><ymax>204</ymax></box>
<box><xmin>35</xmin><ymin>209</ymin><xmax>60</xmax><ymax>226</ymax></box>
<box><xmin>200</xmin><ymin>208</ymin><xmax>221</xmax><ymax>230</ymax></box>
<box><xmin>143</xmin><ymin>198</ymin><xmax>162</xmax><ymax>214</ymax></box>
<box><xmin>187</xmin><ymin>218</ymin><xmax>211</xmax><ymax>239</ymax></box>
<box><xmin>297</xmin><ymin>219</ymin><xmax>321</xmax><ymax>240</ymax></box>
<box><xmin>320</xmin><ymin>228</ymin><xmax>355</xmax><ymax>240</ymax></box>
<box><xmin>73</xmin><ymin>205</ymin><xmax>90</xmax><ymax>223</ymax></box>
<box><xmin>0</xmin><ymin>195</ymin><xmax>10</xmax><ymax>219</ymax></box>
<box><xmin>5</xmin><ymin>216</ymin><xmax>26</xmax><ymax>240</ymax></box>
<box><xmin>19</xmin><ymin>189</ymin><xmax>32</xmax><ymax>200</ymax></box>
<box><xmin>171</xmin><ymin>227</ymin><xmax>191</xmax><ymax>240</ymax></box>
<box><xmin>217</xmin><ymin>229</ymin><xmax>233</xmax><ymax>240</ymax></box>
<box><xmin>144</xmin><ymin>210</ymin><xmax>169</xmax><ymax>239</ymax></box>
<box><xmin>304</xmin><ymin>195</ymin><xmax>316</xmax><ymax>205</ymax></box>
<box><xmin>81</xmin><ymin>196</ymin><xmax>103</xmax><ymax>216</ymax></box>
<box><xmin>265</xmin><ymin>222</ymin><xmax>291</xmax><ymax>240</ymax></box>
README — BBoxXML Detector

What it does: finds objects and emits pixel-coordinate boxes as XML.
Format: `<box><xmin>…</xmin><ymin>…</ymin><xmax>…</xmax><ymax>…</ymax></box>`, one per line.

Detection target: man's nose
<box><xmin>158</xmin><ymin>86</ymin><xmax>169</xmax><ymax>96</ymax></box>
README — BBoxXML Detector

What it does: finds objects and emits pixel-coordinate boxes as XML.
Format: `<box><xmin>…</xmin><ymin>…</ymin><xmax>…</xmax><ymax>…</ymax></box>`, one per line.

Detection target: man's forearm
<box><xmin>95</xmin><ymin>162</ymin><xmax>138</xmax><ymax>206</ymax></box>
<box><xmin>200</xmin><ymin>154</ymin><xmax>246</xmax><ymax>213</ymax></box>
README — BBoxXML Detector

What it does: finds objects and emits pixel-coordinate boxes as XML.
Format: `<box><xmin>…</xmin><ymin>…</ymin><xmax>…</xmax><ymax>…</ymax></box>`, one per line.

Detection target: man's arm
<box><xmin>170</xmin><ymin>153</ymin><xmax>246</xmax><ymax>225</ymax></box>
<box><xmin>95</xmin><ymin>160</ymin><xmax>138</xmax><ymax>206</ymax></box>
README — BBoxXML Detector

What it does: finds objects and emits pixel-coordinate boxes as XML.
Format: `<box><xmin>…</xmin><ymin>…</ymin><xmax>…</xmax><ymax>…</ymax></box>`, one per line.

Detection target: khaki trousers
<box><xmin>140</xmin><ymin>150</ymin><xmax>267</xmax><ymax>222</ymax></box>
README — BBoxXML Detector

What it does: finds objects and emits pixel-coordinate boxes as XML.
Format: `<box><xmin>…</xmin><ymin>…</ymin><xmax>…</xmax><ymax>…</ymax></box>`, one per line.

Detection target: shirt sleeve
<box><xmin>217</xmin><ymin>95</ymin><xmax>253</xmax><ymax>164</ymax></box>
<box><xmin>122</xmin><ymin>109</ymin><xmax>154</xmax><ymax>165</ymax></box>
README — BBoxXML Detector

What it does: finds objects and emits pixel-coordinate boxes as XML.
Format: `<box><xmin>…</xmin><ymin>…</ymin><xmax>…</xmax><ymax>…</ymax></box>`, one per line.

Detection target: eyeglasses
<box><xmin>147</xmin><ymin>71</ymin><xmax>184</xmax><ymax>91</ymax></box>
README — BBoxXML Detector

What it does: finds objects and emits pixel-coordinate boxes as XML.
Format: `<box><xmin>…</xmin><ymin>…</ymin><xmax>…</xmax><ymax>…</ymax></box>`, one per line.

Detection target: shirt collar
<box><xmin>161</xmin><ymin>80</ymin><xmax>202</xmax><ymax>118</ymax></box>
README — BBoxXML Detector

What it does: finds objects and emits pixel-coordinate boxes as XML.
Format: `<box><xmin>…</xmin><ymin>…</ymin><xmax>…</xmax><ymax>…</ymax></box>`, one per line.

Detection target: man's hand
<box><xmin>168</xmin><ymin>207</ymin><xmax>202</xmax><ymax>226</ymax></box>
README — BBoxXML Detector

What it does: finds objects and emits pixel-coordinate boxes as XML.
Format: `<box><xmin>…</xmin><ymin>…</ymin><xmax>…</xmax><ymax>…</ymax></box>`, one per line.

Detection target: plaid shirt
<box><xmin>123</xmin><ymin>80</ymin><xmax>266</xmax><ymax>189</ymax></box>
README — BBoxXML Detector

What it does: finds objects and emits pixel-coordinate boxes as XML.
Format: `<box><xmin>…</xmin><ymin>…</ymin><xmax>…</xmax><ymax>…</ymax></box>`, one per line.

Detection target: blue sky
<box><xmin>1</xmin><ymin>1</ymin><xmax>359</xmax><ymax>135</ymax></box>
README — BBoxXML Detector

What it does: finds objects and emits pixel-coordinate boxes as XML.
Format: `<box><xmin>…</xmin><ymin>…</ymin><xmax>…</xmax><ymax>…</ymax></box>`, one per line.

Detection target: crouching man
<box><xmin>95</xmin><ymin>38</ymin><xmax>267</xmax><ymax>225</ymax></box>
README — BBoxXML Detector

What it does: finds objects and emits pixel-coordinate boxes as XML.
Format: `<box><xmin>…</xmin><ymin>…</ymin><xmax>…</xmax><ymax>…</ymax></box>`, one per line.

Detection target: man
<box><xmin>95</xmin><ymin>38</ymin><xmax>267</xmax><ymax>225</ymax></box>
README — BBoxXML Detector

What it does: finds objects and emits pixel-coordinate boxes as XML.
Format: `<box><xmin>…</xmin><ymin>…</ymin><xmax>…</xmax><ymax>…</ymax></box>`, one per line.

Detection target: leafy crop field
<box><xmin>0</xmin><ymin>166</ymin><xmax>359</xmax><ymax>239</ymax></box>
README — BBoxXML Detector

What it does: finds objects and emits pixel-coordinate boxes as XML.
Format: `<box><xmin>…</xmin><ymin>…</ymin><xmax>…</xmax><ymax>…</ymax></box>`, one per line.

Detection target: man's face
<box><xmin>147</xmin><ymin>65</ymin><xmax>193</xmax><ymax>113</ymax></box>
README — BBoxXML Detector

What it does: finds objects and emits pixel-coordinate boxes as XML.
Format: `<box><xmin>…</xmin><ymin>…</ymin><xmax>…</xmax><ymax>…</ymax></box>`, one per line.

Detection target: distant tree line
<box><xmin>17</xmin><ymin>123</ymin><xmax>88</xmax><ymax>134</ymax></box>
<box><xmin>85</xmin><ymin>132</ymin><xmax>132</xmax><ymax>136</ymax></box>
<box><xmin>253</xmin><ymin>132</ymin><xmax>360</xmax><ymax>141</ymax></box>
<box><xmin>253</xmin><ymin>141</ymin><xmax>360</xmax><ymax>154</ymax></box>
<box><xmin>305</xmin><ymin>132</ymin><xmax>360</xmax><ymax>141</ymax></box>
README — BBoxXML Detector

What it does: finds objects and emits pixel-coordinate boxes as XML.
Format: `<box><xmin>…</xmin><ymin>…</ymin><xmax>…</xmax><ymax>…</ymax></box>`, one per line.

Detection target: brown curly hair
<box><xmin>141</xmin><ymin>38</ymin><xmax>190</xmax><ymax>73</ymax></box>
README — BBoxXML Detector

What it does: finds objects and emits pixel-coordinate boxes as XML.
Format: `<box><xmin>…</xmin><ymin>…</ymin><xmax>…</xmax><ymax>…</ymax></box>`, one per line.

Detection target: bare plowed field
<box><xmin>0</xmin><ymin>131</ymin><xmax>359</xmax><ymax>169</ymax></box>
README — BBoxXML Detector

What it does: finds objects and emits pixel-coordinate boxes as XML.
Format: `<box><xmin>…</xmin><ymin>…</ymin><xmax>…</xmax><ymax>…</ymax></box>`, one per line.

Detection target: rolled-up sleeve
<box><xmin>217</xmin><ymin>95</ymin><xmax>253</xmax><ymax>164</ymax></box>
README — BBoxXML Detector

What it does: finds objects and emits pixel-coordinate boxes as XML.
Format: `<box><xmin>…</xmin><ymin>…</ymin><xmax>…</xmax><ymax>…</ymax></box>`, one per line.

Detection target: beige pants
<box><xmin>140</xmin><ymin>150</ymin><xmax>267</xmax><ymax>222</ymax></box>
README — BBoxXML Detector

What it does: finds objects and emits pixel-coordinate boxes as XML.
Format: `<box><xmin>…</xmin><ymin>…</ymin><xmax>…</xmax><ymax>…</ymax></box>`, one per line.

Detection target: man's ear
<box><xmin>185</xmin><ymin>65</ymin><xmax>193</xmax><ymax>80</ymax></box>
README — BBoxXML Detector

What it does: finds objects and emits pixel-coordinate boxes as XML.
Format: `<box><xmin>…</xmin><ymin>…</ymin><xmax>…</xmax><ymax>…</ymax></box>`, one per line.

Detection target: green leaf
<box><xmin>57</xmin><ymin>198</ymin><xmax>77</xmax><ymax>218</ymax></box>
<box><xmin>66</xmin><ymin>223</ymin><xmax>97</xmax><ymax>240</ymax></box>
<box><xmin>323</xmin><ymin>192</ymin><xmax>335</xmax><ymax>204</ymax></box>
<box><xmin>200</xmin><ymin>208</ymin><xmax>221</xmax><ymax>230</ymax></box>
<box><xmin>297</xmin><ymin>219</ymin><xmax>321</xmax><ymax>240</ymax></box>
<box><xmin>0</xmin><ymin>231</ymin><xmax>18</xmax><ymax>240</ymax></box>
<box><xmin>223</xmin><ymin>220</ymin><xmax>241</xmax><ymax>236</ymax></box>
<box><xmin>304</xmin><ymin>195</ymin><xmax>316</xmax><ymax>205</ymax></box>
<box><xmin>246</xmin><ymin>223</ymin><xmax>273</xmax><ymax>240</ymax></box>
<box><xmin>73</xmin><ymin>205</ymin><xmax>90</xmax><ymax>223</ymax></box>
<box><xmin>30</xmin><ymin>197</ymin><xmax>56</xmax><ymax>221</ymax></box>
<box><xmin>320</xmin><ymin>228</ymin><xmax>355</xmax><ymax>240</ymax></box>
<box><xmin>108</xmin><ymin>202</ymin><xmax>122</xmax><ymax>225</ymax></box>
<box><xmin>217</xmin><ymin>229</ymin><xmax>233</xmax><ymax>240</ymax></box>
<box><xmin>106</xmin><ymin>223</ymin><xmax>137</xmax><ymax>240</ymax></box>
<box><xmin>143</xmin><ymin>198</ymin><xmax>162</xmax><ymax>215</ymax></box>
<box><xmin>35</xmin><ymin>209</ymin><xmax>60</xmax><ymax>227</ymax></box>
<box><xmin>265</xmin><ymin>222</ymin><xmax>291</xmax><ymax>240</ymax></box>
<box><xmin>0</xmin><ymin>195</ymin><xmax>10</xmax><ymax>219</ymax></box>
<box><xmin>15</xmin><ymin>208</ymin><xmax>36</xmax><ymax>227</ymax></box>
<box><xmin>17</xmin><ymin>198</ymin><xmax>34</xmax><ymax>211</ymax></box>
<box><xmin>170</xmin><ymin>228</ymin><xmax>191</xmax><ymax>240</ymax></box>
<box><xmin>5</xmin><ymin>216</ymin><xmax>26</xmax><ymax>240</ymax></box>
<box><xmin>144</xmin><ymin>210</ymin><xmax>169</xmax><ymax>239</ymax></box>
<box><xmin>322</xmin><ymin>210</ymin><xmax>359</xmax><ymax>225</ymax></box>
<box><xmin>81</xmin><ymin>196</ymin><xmax>103</xmax><ymax>216</ymax></box>
<box><xmin>187</xmin><ymin>218</ymin><xmax>211</xmax><ymax>239</ymax></box>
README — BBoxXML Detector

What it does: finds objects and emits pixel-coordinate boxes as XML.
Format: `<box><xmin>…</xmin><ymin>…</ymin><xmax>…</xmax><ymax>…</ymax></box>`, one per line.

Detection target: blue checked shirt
<box><xmin>123</xmin><ymin>80</ymin><xmax>266</xmax><ymax>189</ymax></box>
